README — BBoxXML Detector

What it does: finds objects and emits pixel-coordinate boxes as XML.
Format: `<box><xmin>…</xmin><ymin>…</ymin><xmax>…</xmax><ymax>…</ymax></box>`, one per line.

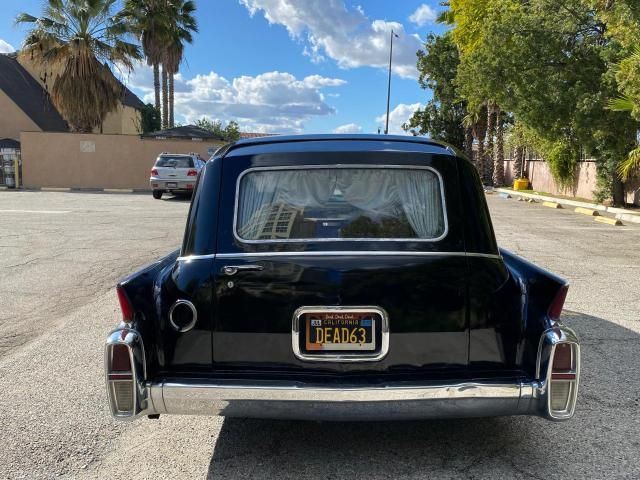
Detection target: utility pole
<box><xmin>384</xmin><ymin>30</ymin><xmax>398</xmax><ymax>135</ymax></box>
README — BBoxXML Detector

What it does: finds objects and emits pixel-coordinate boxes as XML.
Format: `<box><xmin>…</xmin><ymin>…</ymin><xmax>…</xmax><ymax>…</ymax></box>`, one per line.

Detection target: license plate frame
<box><xmin>292</xmin><ymin>306</ymin><xmax>389</xmax><ymax>362</ymax></box>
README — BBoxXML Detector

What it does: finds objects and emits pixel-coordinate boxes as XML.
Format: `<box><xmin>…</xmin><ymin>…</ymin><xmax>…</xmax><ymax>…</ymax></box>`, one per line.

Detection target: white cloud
<box><xmin>333</xmin><ymin>123</ymin><xmax>362</xmax><ymax>134</ymax></box>
<box><xmin>376</xmin><ymin>103</ymin><xmax>422</xmax><ymax>135</ymax></box>
<box><xmin>240</xmin><ymin>0</ymin><xmax>422</xmax><ymax>79</ymax></box>
<box><xmin>0</xmin><ymin>39</ymin><xmax>15</xmax><ymax>54</ymax></box>
<box><xmin>409</xmin><ymin>4</ymin><xmax>437</xmax><ymax>27</ymax></box>
<box><xmin>122</xmin><ymin>63</ymin><xmax>345</xmax><ymax>133</ymax></box>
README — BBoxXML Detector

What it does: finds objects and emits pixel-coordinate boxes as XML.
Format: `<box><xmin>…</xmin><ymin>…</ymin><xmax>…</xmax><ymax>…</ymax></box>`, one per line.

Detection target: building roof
<box><xmin>142</xmin><ymin>125</ymin><xmax>225</xmax><ymax>140</ymax></box>
<box><xmin>0</xmin><ymin>54</ymin><xmax>68</xmax><ymax>132</ymax></box>
<box><xmin>120</xmin><ymin>84</ymin><xmax>145</xmax><ymax>110</ymax></box>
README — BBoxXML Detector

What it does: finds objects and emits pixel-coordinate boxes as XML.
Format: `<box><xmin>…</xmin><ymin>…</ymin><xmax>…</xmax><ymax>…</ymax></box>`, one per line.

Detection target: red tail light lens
<box><xmin>548</xmin><ymin>284</ymin><xmax>568</xmax><ymax>321</ymax></box>
<box><xmin>116</xmin><ymin>286</ymin><xmax>134</xmax><ymax>323</ymax></box>
<box><xmin>110</xmin><ymin>344</ymin><xmax>132</xmax><ymax>372</ymax></box>
<box><xmin>553</xmin><ymin>343</ymin><xmax>573</xmax><ymax>371</ymax></box>
<box><xmin>151</xmin><ymin>168</ymin><xmax>159</xmax><ymax>176</ymax></box>
<box><xmin>187</xmin><ymin>169</ymin><xmax>198</xmax><ymax>176</ymax></box>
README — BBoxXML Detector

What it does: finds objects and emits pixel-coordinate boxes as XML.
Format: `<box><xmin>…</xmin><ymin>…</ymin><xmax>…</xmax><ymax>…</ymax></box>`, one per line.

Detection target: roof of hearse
<box><xmin>222</xmin><ymin>134</ymin><xmax>458</xmax><ymax>157</ymax></box>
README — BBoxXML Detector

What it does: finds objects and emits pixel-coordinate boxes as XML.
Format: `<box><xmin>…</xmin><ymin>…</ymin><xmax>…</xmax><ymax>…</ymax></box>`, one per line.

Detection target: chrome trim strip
<box><xmin>232</xmin><ymin>165</ymin><xmax>449</xmax><ymax>244</ymax></box>
<box><xmin>291</xmin><ymin>306</ymin><xmax>390</xmax><ymax>362</ymax></box>
<box><xmin>177</xmin><ymin>252</ymin><xmax>503</xmax><ymax>261</ymax></box>
<box><xmin>168</xmin><ymin>299</ymin><xmax>198</xmax><ymax>333</ymax></box>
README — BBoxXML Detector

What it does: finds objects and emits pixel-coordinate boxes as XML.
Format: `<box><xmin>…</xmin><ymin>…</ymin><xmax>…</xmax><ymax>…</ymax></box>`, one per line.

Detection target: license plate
<box><xmin>305</xmin><ymin>312</ymin><xmax>376</xmax><ymax>351</ymax></box>
<box><xmin>166</xmin><ymin>182</ymin><xmax>178</xmax><ymax>188</ymax></box>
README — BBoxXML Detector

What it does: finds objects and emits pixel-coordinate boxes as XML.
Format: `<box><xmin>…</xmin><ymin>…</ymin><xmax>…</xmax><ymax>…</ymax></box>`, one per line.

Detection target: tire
<box><xmin>152</xmin><ymin>190</ymin><xmax>163</xmax><ymax>199</ymax></box>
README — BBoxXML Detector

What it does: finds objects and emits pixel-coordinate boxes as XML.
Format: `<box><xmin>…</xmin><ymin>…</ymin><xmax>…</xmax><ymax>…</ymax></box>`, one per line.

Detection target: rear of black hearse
<box><xmin>106</xmin><ymin>135</ymin><xmax>579</xmax><ymax>422</ymax></box>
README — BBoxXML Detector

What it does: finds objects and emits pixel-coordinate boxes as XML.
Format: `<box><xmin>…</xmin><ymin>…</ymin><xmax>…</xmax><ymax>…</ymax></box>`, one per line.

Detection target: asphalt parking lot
<box><xmin>0</xmin><ymin>190</ymin><xmax>639</xmax><ymax>479</ymax></box>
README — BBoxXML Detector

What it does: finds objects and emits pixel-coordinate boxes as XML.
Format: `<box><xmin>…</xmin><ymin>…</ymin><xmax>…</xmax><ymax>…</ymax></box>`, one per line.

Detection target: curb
<box><xmin>495</xmin><ymin>188</ymin><xmax>640</xmax><ymax>224</ymax></box>
<box><xmin>542</xmin><ymin>201</ymin><xmax>562</xmax><ymax>209</ymax></box>
<box><xmin>595</xmin><ymin>216</ymin><xmax>624</xmax><ymax>226</ymax></box>
<box><xmin>575</xmin><ymin>207</ymin><xmax>599</xmax><ymax>216</ymax></box>
<box><xmin>31</xmin><ymin>187</ymin><xmax>149</xmax><ymax>194</ymax></box>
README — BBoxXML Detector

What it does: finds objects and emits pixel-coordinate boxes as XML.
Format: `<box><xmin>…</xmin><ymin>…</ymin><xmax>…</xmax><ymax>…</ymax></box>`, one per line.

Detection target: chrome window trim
<box><xmin>177</xmin><ymin>252</ymin><xmax>502</xmax><ymax>261</ymax></box>
<box><xmin>291</xmin><ymin>306</ymin><xmax>390</xmax><ymax>363</ymax></box>
<box><xmin>232</xmin><ymin>165</ymin><xmax>449</xmax><ymax>244</ymax></box>
<box><xmin>168</xmin><ymin>299</ymin><xmax>198</xmax><ymax>333</ymax></box>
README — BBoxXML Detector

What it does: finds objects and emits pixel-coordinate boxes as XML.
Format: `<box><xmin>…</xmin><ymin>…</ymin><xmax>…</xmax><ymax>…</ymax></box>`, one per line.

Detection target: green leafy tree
<box><xmin>17</xmin><ymin>0</ymin><xmax>141</xmax><ymax>133</ymax></box>
<box><xmin>195</xmin><ymin>118</ymin><xmax>242</xmax><ymax>141</ymax></box>
<box><xmin>140</xmin><ymin>103</ymin><xmax>161</xmax><ymax>133</ymax></box>
<box><xmin>403</xmin><ymin>33</ymin><xmax>467</xmax><ymax>151</ymax></box>
<box><xmin>448</xmin><ymin>0</ymin><xmax>638</xmax><ymax>204</ymax></box>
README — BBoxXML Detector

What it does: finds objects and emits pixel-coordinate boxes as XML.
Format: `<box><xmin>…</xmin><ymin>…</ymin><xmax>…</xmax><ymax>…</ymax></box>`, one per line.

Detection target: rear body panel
<box><xmin>210</xmin><ymin>146</ymin><xmax>471</xmax><ymax>376</ymax></box>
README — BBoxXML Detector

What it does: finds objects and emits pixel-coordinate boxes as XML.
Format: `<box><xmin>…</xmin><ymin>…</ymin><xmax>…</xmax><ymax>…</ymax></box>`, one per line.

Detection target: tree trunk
<box><xmin>514</xmin><ymin>145</ymin><xmax>525</xmax><ymax>180</ymax></box>
<box><xmin>612</xmin><ymin>175</ymin><xmax>625</xmax><ymax>206</ymax></box>
<box><xmin>161</xmin><ymin>65</ymin><xmax>168</xmax><ymax>129</ymax></box>
<box><xmin>464</xmin><ymin>127</ymin><xmax>474</xmax><ymax>161</ymax></box>
<box><xmin>484</xmin><ymin>102</ymin><xmax>496</xmax><ymax>185</ymax></box>
<box><xmin>169</xmin><ymin>73</ymin><xmax>174</xmax><ymax>128</ymax></box>
<box><xmin>153</xmin><ymin>63</ymin><xmax>160</xmax><ymax>111</ymax></box>
<box><xmin>492</xmin><ymin>108</ymin><xmax>505</xmax><ymax>186</ymax></box>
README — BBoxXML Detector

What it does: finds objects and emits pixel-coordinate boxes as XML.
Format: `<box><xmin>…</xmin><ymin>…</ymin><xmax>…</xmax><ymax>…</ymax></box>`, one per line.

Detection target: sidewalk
<box><xmin>493</xmin><ymin>188</ymin><xmax>640</xmax><ymax>224</ymax></box>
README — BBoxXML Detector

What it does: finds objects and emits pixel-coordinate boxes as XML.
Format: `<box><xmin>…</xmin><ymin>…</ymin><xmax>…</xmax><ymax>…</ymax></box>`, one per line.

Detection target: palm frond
<box><xmin>608</xmin><ymin>95</ymin><xmax>636</xmax><ymax>113</ymax></box>
<box><xmin>618</xmin><ymin>146</ymin><xmax>640</xmax><ymax>180</ymax></box>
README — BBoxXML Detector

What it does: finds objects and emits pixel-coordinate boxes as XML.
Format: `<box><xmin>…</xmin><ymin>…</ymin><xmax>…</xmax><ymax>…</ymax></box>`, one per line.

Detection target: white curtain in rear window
<box><xmin>237</xmin><ymin>168</ymin><xmax>445</xmax><ymax>240</ymax></box>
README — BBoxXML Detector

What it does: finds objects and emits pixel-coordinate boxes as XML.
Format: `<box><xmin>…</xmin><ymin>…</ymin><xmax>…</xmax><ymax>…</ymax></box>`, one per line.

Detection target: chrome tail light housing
<box><xmin>105</xmin><ymin>328</ymin><xmax>147</xmax><ymax>418</ymax></box>
<box><xmin>537</xmin><ymin>326</ymin><xmax>580</xmax><ymax>420</ymax></box>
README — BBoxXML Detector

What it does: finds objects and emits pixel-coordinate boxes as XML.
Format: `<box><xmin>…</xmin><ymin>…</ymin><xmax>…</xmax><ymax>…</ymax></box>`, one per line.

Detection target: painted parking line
<box><xmin>0</xmin><ymin>209</ymin><xmax>71</xmax><ymax>214</ymax></box>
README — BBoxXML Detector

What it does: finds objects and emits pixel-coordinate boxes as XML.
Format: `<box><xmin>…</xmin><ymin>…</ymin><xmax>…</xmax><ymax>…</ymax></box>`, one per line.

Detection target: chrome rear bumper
<box><xmin>143</xmin><ymin>379</ymin><xmax>539</xmax><ymax>421</ymax></box>
<box><xmin>106</xmin><ymin>326</ymin><xmax>578</xmax><ymax>422</ymax></box>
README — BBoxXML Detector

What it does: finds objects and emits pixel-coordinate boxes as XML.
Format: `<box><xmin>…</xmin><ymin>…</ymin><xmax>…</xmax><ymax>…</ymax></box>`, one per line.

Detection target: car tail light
<box><xmin>548</xmin><ymin>342</ymin><xmax>579</xmax><ymax>417</ymax></box>
<box><xmin>106</xmin><ymin>341</ymin><xmax>135</xmax><ymax>414</ymax></box>
<box><xmin>151</xmin><ymin>168</ymin><xmax>159</xmax><ymax>176</ymax></box>
<box><xmin>116</xmin><ymin>286</ymin><xmax>134</xmax><ymax>323</ymax></box>
<box><xmin>187</xmin><ymin>169</ymin><xmax>197</xmax><ymax>176</ymax></box>
<box><xmin>548</xmin><ymin>284</ymin><xmax>569</xmax><ymax>321</ymax></box>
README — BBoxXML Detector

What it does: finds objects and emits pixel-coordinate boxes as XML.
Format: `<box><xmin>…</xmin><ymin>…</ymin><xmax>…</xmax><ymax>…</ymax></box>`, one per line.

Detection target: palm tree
<box><xmin>163</xmin><ymin>0</ymin><xmax>197</xmax><ymax>128</ymax></box>
<box><xmin>17</xmin><ymin>0</ymin><xmax>141</xmax><ymax>133</ymax></box>
<box><xmin>492</xmin><ymin>107</ymin><xmax>505</xmax><ymax>186</ymax></box>
<box><xmin>119</xmin><ymin>0</ymin><xmax>170</xmax><ymax>114</ymax></box>
<box><xmin>484</xmin><ymin>101</ymin><xmax>496</xmax><ymax>184</ymax></box>
<box><xmin>610</xmin><ymin>95</ymin><xmax>640</xmax><ymax>180</ymax></box>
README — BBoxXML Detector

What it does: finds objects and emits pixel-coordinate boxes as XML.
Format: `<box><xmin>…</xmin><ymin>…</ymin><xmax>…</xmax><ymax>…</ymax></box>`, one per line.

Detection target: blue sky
<box><xmin>0</xmin><ymin>0</ymin><xmax>447</xmax><ymax>134</ymax></box>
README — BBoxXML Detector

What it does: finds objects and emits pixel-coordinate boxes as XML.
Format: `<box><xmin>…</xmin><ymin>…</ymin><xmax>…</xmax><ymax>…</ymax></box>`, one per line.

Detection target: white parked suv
<box><xmin>149</xmin><ymin>152</ymin><xmax>205</xmax><ymax>199</ymax></box>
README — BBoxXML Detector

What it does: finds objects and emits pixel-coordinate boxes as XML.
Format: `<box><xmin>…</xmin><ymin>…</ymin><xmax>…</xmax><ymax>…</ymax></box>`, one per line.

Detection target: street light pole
<box><xmin>384</xmin><ymin>29</ymin><xmax>398</xmax><ymax>135</ymax></box>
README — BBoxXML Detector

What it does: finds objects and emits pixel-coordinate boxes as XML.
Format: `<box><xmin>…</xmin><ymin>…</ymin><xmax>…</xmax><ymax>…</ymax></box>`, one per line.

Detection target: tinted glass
<box><xmin>236</xmin><ymin>168</ymin><xmax>446</xmax><ymax>241</ymax></box>
<box><xmin>155</xmin><ymin>156</ymin><xmax>194</xmax><ymax>168</ymax></box>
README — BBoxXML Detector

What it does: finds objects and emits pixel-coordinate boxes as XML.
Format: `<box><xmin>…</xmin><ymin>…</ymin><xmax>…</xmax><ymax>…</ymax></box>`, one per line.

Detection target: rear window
<box><xmin>155</xmin><ymin>156</ymin><xmax>194</xmax><ymax>168</ymax></box>
<box><xmin>235</xmin><ymin>167</ymin><xmax>446</xmax><ymax>241</ymax></box>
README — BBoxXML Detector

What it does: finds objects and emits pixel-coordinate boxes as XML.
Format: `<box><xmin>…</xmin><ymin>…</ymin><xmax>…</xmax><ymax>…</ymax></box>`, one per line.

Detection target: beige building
<box><xmin>0</xmin><ymin>52</ymin><xmax>144</xmax><ymax>140</ymax></box>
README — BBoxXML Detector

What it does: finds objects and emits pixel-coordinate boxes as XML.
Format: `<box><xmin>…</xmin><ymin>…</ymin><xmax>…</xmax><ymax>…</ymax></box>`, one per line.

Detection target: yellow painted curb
<box><xmin>542</xmin><ymin>201</ymin><xmax>562</xmax><ymax>209</ymax></box>
<box><xmin>103</xmin><ymin>188</ymin><xmax>133</xmax><ymax>193</ymax></box>
<box><xmin>575</xmin><ymin>207</ymin><xmax>599</xmax><ymax>216</ymax></box>
<box><xmin>595</xmin><ymin>216</ymin><xmax>623</xmax><ymax>226</ymax></box>
<box><xmin>41</xmin><ymin>187</ymin><xmax>70</xmax><ymax>192</ymax></box>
